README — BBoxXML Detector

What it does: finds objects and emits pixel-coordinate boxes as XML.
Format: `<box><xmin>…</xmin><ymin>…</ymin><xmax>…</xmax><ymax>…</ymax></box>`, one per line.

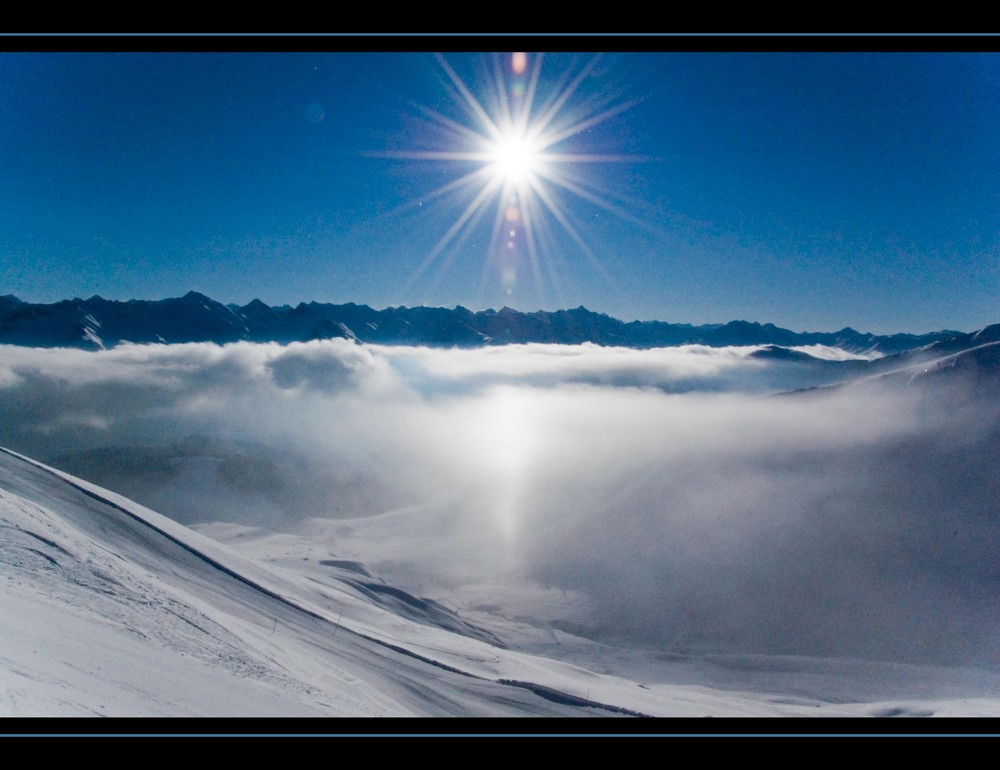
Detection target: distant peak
<box><xmin>0</xmin><ymin>292</ymin><xmax>981</xmax><ymax>353</ymax></box>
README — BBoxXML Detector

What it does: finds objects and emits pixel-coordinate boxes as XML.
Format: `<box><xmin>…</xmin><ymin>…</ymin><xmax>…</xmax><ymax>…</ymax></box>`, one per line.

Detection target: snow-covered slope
<box><xmin>0</xmin><ymin>446</ymin><xmax>635</xmax><ymax>717</ymax></box>
<box><xmin>4</xmin><ymin>445</ymin><xmax>1000</xmax><ymax>718</ymax></box>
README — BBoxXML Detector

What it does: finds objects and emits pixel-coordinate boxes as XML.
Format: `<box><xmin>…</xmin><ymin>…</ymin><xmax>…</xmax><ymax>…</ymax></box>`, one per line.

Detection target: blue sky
<box><xmin>1</xmin><ymin>47</ymin><xmax>998</xmax><ymax>333</ymax></box>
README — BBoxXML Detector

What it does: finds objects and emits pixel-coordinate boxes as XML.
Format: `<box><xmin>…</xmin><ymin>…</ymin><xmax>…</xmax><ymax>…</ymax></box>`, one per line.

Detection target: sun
<box><xmin>377</xmin><ymin>52</ymin><xmax>642</xmax><ymax>306</ymax></box>
<box><xmin>487</xmin><ymin>132</ymin><xmax>542</xmax><ymax>184</ymax></box>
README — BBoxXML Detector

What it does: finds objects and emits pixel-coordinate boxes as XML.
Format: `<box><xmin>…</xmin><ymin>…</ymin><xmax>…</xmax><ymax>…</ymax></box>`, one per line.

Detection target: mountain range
<box><xmin>0</xmin><ymin>291</ymin><xmax>967</xmax><ymax>353</ymax></box>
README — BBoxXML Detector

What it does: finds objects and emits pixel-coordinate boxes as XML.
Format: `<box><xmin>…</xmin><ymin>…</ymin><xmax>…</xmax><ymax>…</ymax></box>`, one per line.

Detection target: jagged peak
<box><xmin>180</xmin><ymin>290</ymin><xmax>213</xmax><ymax>302</ymax></box>
<box><xmin>972</xmin><ymin>323</ymin><xmax>1000</xmax><ymax>341</ymax></box>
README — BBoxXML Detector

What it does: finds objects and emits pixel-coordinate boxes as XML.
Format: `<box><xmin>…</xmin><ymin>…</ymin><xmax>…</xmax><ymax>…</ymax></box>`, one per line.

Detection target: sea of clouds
<box><xmin>1</xmin><ymin>339</ymin><xmax>997</xmax><ymax>665</ymax></box>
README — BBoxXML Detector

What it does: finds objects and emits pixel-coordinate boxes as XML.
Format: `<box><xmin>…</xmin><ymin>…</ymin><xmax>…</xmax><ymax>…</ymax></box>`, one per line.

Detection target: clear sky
<box><xmin>1</xmin><ymin>44</ymin><xmax>998</xmax><ymax>333</ymax></box>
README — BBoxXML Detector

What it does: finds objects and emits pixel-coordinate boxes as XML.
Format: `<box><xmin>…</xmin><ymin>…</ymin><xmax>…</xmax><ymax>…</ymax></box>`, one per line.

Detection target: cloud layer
<box><xmin>1</xmin><ymin>340</ymin><xmax>997</xmax><ymax>665</ymax></box>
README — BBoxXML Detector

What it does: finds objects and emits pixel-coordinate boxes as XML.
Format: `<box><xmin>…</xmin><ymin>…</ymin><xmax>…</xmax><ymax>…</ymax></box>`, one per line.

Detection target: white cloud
<box><xmin>1</xmin><ymin>340</ymin><xmax>996</xmax><ymax>665</ymax></box>
<box><xmin>376</xmin><ymin>342</ymin><xmax>774</xmax><ymax>394</ymax></box>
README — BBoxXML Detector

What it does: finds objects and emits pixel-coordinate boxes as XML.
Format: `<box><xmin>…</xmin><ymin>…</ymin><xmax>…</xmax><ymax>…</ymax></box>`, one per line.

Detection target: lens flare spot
<box><xmin>512</xmin><ymin>52</ymin><xmax>527</xmax><ymax>75</ymax></box>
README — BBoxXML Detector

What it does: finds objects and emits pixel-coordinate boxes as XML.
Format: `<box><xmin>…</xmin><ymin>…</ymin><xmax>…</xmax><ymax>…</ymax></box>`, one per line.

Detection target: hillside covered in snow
<box><xmin>6</xmin><ymin>444</ymin><xmax>1000</xmax><ymax>719</ymax></box>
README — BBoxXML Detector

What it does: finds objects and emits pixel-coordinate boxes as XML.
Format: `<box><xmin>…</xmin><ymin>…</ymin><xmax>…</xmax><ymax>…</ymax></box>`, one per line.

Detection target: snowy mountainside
<box><xmin>4</xmin><ymin>446</ymin><xmax>1000</xmax><ymax>717</ymax></box>
<box><xmin>0</xmin><ymin>446</ymin><xmax>792</xmax><ymax>717</ymax></box>
<box><xmin>0</xmin><ymin>446</ymin><xmax>639</xmax><ymax>716</ymax></box>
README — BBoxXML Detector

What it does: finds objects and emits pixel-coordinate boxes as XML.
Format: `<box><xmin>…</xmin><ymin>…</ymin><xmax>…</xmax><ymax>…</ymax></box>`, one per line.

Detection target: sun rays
<box><xmin>378</xmin><ymin>52</ymin><xmax>644</xmax><ymax>309</ymax></box>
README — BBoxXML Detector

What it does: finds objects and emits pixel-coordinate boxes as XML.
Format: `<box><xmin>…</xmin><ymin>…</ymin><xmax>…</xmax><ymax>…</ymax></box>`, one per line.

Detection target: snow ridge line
<box><xmin>0</xmin><ymin>446</ymin><xmax>652</xmax><ymax>717</ymax></box>
<box><xmin>0</xmin><ymin>446</ymin><xmax>330</xmax><ymax>622</ymax></box>
<box><xmin>497</xmin><ymin>679</ymin><xmax>647</xmax><ymax>717</ymax></box>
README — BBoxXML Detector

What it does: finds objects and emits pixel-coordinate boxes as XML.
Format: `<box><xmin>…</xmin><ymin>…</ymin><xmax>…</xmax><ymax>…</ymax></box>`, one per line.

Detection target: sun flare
<box><xmin>377</xmin><ymin>52</ymin><xmax>642</xmax><ymax>306</ymax></box>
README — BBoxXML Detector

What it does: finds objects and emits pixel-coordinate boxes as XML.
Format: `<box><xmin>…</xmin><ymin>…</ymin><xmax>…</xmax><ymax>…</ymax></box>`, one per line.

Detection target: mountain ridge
<box><xmin>0</xmin><ymin>291</ymin><xmax>968</xmax><ymax>354</ymax></box>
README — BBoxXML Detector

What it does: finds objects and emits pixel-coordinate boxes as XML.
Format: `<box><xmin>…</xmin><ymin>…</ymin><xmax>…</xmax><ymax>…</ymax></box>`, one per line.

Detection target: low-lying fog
<box><xmin>1</xmin><ymin>339</ymin><xmax>997</xmax><ymax>666</ymax></box>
